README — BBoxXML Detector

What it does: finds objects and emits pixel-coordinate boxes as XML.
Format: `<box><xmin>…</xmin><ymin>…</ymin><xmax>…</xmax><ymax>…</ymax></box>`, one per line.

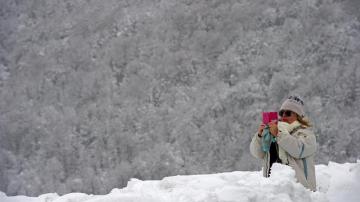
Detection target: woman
<box><xmin>250</xmin><ymin>95</ymin><xmax>317</xmax><ymax>191</ymax></box>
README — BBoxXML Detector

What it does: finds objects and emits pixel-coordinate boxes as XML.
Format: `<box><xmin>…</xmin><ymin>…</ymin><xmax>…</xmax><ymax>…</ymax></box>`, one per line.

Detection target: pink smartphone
<box><xmin>262</xmin><ymin>112</ymin><xmax>278</xmax><ymax>124</ymax></box>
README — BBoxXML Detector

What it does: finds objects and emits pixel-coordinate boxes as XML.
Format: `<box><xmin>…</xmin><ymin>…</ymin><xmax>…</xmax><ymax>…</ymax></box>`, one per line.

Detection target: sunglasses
<box><xmin>279</xmin><ymin>110</ymin><xmax>293</xmax><ymax>117</ymax></box>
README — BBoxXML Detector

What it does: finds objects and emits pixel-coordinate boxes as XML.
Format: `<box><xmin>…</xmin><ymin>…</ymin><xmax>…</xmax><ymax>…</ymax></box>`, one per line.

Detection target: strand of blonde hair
<box><xmin>297</xmin><ymin>115</ymin><xmax>312</xmax><ymax>128</ymax></box>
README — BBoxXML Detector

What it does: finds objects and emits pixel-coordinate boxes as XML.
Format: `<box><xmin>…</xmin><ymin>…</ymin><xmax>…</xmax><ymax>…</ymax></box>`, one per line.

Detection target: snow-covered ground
<box><xmin>1</xmin><ymin>161</ymin><xmax>359</xmax><ymax>202</ymax></box>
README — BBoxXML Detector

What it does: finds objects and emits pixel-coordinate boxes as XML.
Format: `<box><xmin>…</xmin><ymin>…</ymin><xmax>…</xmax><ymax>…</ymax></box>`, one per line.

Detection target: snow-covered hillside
<box><xmin>1</xmin><ymin>0</ymin><xmax>360</xmax><ymax>196</ymax></box>
<box><xmin>1</xmin><ymin>161</ymin><xmax>359</xmax><ymax>202</ymax></box>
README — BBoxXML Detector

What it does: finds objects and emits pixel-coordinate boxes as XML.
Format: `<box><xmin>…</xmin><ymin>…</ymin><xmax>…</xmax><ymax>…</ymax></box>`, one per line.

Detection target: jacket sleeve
<box><xmin>276</xmin><ymin>128</ymin><xmax>316</xmax><ymax>159</ymax></box>
<box><xmin>250</xmin><ymin>132</ymin><xmax>265</xmax><ymax>159</ymax></box>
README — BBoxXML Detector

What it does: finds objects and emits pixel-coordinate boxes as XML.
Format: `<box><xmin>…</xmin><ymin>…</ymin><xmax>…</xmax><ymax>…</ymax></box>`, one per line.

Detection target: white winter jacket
<box><xmin>250</xmin><ymin>121</ymin><xmax>317</xmax><ymax>191</ymax></box>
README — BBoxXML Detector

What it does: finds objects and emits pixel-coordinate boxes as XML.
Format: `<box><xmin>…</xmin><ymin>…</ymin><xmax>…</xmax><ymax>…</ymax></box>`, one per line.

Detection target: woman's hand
<box><xmin>257</xmin><ymin>123</ymin><xmax>266</xmax><ymax>137</ymax></box>
<box><xmin>268</xmin><ymin>120</ymin><xmax>278</xmax><ymax>137</ymax></box>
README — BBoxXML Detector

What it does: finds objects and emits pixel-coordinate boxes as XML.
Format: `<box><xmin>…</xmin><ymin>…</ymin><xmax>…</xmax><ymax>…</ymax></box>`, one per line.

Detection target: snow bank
<box><xmin>1</xmin><ymin>161</ymin><xmax>359</xmax><ymax>202</ymax></box>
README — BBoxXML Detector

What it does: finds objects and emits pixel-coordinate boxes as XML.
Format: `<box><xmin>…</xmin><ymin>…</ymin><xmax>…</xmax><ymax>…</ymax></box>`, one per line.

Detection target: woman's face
<box><xmin>279</xmin><ymin>110</ymin><xmax>297</xmax><ymax>124</ymax></box>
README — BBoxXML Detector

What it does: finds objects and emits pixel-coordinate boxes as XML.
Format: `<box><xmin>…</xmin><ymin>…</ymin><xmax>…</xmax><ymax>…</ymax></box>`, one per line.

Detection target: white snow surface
<box><xmin>1</xmin><ymin>161</ymin><xmax>359</xmax><ymax>202</ymax></box>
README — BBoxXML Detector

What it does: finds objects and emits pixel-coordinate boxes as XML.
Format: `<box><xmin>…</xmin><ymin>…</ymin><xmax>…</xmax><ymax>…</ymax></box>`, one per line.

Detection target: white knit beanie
<box><xmin>279</xmin><ymin>95</ymin><xmax>305</xmax><ymax>117</ymax></box>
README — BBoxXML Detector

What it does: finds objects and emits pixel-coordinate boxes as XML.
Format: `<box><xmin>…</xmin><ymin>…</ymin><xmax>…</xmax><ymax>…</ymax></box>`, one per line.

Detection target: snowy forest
<box><xmin>0</xmin><ymin>0</ymin><xmax>359</xmax><ymax>196</ymax></box>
